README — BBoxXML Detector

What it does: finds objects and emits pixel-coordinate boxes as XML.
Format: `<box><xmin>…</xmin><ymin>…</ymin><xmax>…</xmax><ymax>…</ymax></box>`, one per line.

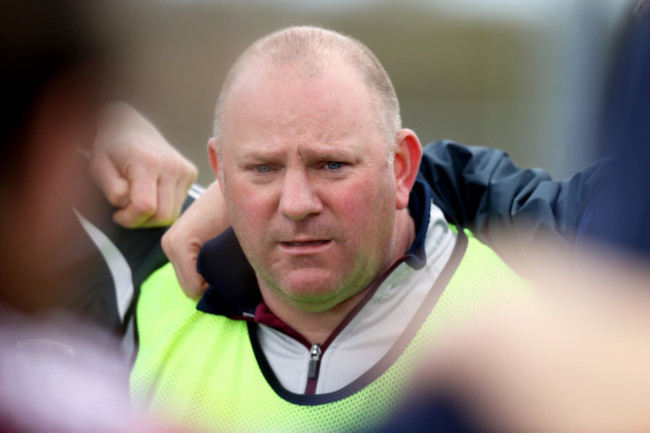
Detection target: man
<box><xmin>132</xmin><ymin>26</ymin><xmax>528</xmax><ymax>432</ymax></box>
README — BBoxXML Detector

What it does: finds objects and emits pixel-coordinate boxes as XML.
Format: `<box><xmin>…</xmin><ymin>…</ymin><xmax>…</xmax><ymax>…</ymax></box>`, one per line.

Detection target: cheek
<box><xmin>223</xmin><ymin>178</ymin><xmax>275</xmax><ymax>234</ymax></box>
<box><xmin>330</xmin><ymin>190</ymin><xmax>361</xmax><ymax>215</ymax></box>
<box><xmin>345</xmin><ymin>171</ymin><xmax>395</xmax><ymax>210</ymax></box>
<box><xmin>328</xmin><ymin>177</ymin><xmax>395</xmax><ymax>229</ymax></box>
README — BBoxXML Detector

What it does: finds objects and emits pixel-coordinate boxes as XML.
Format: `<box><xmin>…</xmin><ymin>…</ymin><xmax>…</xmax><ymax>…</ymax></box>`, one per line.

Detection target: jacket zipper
<box><xmin>304</xmin><ymin>343</ymin><xmax>322</xmax><ymax>394</ymax></box>
<box><xmin>301</xmin><ymin>257</ymin><xmax>410</xmax><ymax>395</ymax></box>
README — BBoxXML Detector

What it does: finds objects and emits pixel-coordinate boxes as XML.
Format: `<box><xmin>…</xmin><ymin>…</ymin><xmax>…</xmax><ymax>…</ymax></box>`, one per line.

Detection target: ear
<box><xmin>207</xmin><ymin>137</ymin><xmax>221</xmax><ymax>179</ymax></box>
<box><xmin>393</xmin><ymin>129</ymin><xmax>422</xmax><ymax>210</ymax></box>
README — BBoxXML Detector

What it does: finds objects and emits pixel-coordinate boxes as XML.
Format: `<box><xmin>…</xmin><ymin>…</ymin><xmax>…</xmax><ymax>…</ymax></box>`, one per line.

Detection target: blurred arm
<box><xmin>89</xmin><ymin>101</ymin><xmax>198</xmax><ymax>228</ymax></box>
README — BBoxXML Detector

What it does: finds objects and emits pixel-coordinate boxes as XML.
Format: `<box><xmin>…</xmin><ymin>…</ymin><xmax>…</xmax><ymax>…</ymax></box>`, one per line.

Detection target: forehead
<box><xmin>221</xmin><ymin>61</ymin><xmax>383</xmax><ymax>148</ymax></box>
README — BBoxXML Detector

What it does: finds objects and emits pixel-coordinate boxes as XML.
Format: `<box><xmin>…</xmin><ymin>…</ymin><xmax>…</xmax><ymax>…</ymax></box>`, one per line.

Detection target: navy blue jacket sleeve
<box><xmin>418</xmin><ymin>140</ymin><xmax>612</xmax><ymax>248</ymax></box>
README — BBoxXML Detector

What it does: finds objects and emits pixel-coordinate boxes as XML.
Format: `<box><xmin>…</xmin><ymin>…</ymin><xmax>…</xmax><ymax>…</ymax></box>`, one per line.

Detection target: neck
<box><xmin>260</xmin><ymin>209</ymin><xmax>416</xmax><ymax>345</ymax></box>
<box><xmin>262</xmin><ymin>288</ymin><xmax>371</xmax><ymax>345</ymax></box>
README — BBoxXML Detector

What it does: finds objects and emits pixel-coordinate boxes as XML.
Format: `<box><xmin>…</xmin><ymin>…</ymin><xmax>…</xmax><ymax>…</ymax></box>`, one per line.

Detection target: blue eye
<box><xmin>255</xmin><ymin>165</ymin><xmax>271</xmax><ymax>173</ymax></box>
<box><xmin>325</xmin><ymin>162</ymin><xmax>343</xmax><ymax>170</ymax></box>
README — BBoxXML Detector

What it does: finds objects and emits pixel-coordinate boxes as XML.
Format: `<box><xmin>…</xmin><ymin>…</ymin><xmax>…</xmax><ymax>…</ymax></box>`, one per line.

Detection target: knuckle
<box><xmin>187</xmin><ymin>165</ymin><xmax>199</xmax><ymax>184</ymax></box>
<box><xmin>168</xmin><ymin>154</ymin><xmax>197</xmax><ymax>180</ymax></box>
<box><xmin>161</xmin><ymin>231</ymin><xmax>174</xmax><ymax>254</ymax></box>
<box><xmin>132</xmin><ymin>198</ymin><xmax>157</xmax><ymax>216</ymax></box>
<box><xmin>106</xmin><ymin>189</ymin><xmax>125</xmax><ymax>206</ymax></box>
<box><xmin>138</xmin><ymin>149</ymin><xmax>162</xmax><ymax>169</ymax></box>
<box><xmin>113</xmin><ymin>212</ymin><xmax>138</xmax><ymax>229</ymax></box>
<box><xmin>183</xmin><ymin>159</ymin><xmax>199</xmax><ymax>177</ymax></box>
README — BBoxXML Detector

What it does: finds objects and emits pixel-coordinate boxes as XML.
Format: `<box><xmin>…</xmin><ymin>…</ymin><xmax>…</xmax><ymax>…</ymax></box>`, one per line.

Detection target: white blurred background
<box><xmin>122</xmin><ymin>0</ymin><xmax>635</xmax><ymax>184</ymax></box>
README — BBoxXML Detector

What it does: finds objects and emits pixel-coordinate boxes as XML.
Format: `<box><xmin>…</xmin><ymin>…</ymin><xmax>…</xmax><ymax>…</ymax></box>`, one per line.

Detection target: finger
<box><xmin>164</xmin><ymin>158</ymin><xmax>198</xmax><ymax>225</ymax></box>
<box><xmin>182</xmin><ymin>252</ymin><xmax>210</xmax><ymax>299</ymax></box>
<box><xmin>138</xmin><ymin>156</ymin><xmax>197</xmax><ymax>227</ymax></box>
<box><xmin>169</xmin><ymin>170</ymin><xmax>195</xmax><ymax>223</ymax></box>
<box><xmin>165</xmin><ymin>245</ymin><xmax>207</xmax><ymax>299</ymax></box>
<box><xmin>148</xmin><ymin>174</ymin><xmax>177</xmax><ymax>227</ymax></box>
<box><xmin>168</xmin><ymin>178</ymin><xmax>184</xmax><ymax>226</ymax></box>
<box><xmin>178</xmin><ymin>256</ymin><xmax>208</xmax><ymax>299</ymax></box>
<box><xmin>162</xmin><ymin>230</ymin><xmax>209</xmax><ymax>299</ymax></box>
<box><xmin>113</xmin><ymin>164</ymin><xmax>158</xmax><ymax>228</ymax></box>
<box><xmin>89</xmin><ymin>156</ymin><xmax>130</xmax><ymax>208</ymax></box>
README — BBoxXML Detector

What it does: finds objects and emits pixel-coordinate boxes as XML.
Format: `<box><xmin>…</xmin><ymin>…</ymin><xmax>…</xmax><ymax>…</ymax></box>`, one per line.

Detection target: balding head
<box><xmin>206</xmin><ymin>26</ymin><xmax>423</xmax><ymax>318</ymax></box>
<box><xmin>213</xmin><ymin>26</ymin><xmax>401</xmax><ymax>156</ymax></box>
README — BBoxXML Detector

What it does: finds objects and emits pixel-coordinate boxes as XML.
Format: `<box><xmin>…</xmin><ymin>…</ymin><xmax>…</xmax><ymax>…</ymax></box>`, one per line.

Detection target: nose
<box><xmin>279</xmin><ymin>169</ymin><xmax>323</xmax><ymax>221</ymax></box>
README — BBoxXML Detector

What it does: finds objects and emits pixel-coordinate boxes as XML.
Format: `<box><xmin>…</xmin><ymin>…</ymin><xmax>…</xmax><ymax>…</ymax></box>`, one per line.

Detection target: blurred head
<box><xmin>0</xmin><ymin>0</ymin><xmax>116</xmax><ymax>167</ymax></box>
<box><xmin>0</xmin><ymin>0</ymin><xmax>118</xmax><ymax>310</ymax></box>
<box><xmin>635</xmin><ymin>0</ymin><xmax>650</xmax><ymax>16</ymax></box>
<box><xmin>208</xmin><ymin>26</ymin><xmax>421</xmax><ymax>312</ymax></box>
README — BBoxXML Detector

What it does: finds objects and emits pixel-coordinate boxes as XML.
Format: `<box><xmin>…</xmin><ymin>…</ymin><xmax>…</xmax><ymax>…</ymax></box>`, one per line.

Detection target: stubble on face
<box><xmin>217</xmin><ymin>61</ymin><xmax>400</xmax><ymax>314</ymax></box>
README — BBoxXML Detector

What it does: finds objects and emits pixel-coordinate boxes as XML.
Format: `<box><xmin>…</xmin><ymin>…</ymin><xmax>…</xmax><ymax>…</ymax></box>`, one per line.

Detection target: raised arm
<box><xmin>70</xmin><ymin>102</ymin><xmax>199</xmax><ymax>335</ymax></box>
<box><xmin>419</xmin><ymin>140</ymin><xmax>612</xmax><ymax>248</ymax></box>
<box><xmin>90</xmin><ymin>101</ymin><xmax>198</xmax><ymax>228</ymax></box>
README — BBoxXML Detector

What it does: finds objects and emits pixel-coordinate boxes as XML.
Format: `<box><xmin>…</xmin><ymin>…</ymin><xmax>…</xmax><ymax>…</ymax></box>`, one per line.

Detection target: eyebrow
<box><xmin>235</xmin><ymin>144</ymin><xmax>285</xmax><ymax>162</ymax></box>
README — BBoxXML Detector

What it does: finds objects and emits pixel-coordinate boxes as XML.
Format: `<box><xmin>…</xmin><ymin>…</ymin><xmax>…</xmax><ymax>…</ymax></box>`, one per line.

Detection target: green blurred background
<box><xmin>121</xmin><ymin>0</ymin><xmax>633</xmax><ymax>185</ymax></box>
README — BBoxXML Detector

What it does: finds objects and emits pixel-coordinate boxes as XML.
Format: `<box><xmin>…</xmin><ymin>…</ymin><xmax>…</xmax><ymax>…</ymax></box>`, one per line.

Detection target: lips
<box><xmin>278</xmin><ymin>239</ymin><xmax>333</xmax><ymax>254</ymax></box>
<box><xmin>282</xmin><ymin>240</ymin><xmax>329</xmax><ymax>247</ymax></box>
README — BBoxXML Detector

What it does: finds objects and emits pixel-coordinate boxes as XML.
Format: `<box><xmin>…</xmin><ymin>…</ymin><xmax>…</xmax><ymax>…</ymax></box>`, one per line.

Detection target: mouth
<box><xmin>281</xmin><ymin>240</ymin><xmax>330</xmax><ymax>247</ymax></box>
<box><xmin>278</xmin><ymin>239</ymin><xmax>333</xmax><ymax>254</ymax></box>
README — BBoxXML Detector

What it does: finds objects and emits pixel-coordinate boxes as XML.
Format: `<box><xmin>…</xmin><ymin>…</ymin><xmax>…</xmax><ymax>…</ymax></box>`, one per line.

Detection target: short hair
<box><xmin>212</xmin><ymin>26</ymin><xmax>401</xmax><ymax>156</ymax></box>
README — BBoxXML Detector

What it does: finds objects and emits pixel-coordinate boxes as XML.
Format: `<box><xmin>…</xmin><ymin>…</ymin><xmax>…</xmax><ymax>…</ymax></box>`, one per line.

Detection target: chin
<box><xmin>283</xmin><ymin>282</ymin><xmax>338</xmax><ymax>301</ymax></box>
<box><xmin>279</xmin><ymin>269</ymin><xmax>338</xmax><ymax>293</ymax></box>
<box><xmin>279</xmin><ymin>278</ymin><xmax>344</xmax><ymax>308</ymax></box>
<box><xmin>285</xmin><ymin>291</ymin><xmax>346</xmax><ymax>313</ymax></box>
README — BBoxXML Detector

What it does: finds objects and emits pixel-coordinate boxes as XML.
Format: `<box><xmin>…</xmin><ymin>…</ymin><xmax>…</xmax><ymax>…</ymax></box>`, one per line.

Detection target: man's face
<box><xmin>215</xmin><ymin>62</ymin><xmax>400</xmax><ymax>312</ymax></box>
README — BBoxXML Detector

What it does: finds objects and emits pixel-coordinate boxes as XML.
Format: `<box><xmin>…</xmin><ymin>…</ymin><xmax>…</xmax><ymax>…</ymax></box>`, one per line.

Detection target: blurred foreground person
<box><xmin>379</xmin><ymin>242</ymin><xmax>650</xmax><ymax>433</ymax></box>
<box><xmin>0</xmin><ymin>0</ymin><xmax>197</xmax><ymax>332</ymax></box>
<box><xmin>375</xmin><ymin>1</ymin><xmax>650</xmax><ymax>432</ymax></box>
<box><xmin>0</xmin><ymin>1</ymin><xmax>195</xmax><ymax>431</ymax></box>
